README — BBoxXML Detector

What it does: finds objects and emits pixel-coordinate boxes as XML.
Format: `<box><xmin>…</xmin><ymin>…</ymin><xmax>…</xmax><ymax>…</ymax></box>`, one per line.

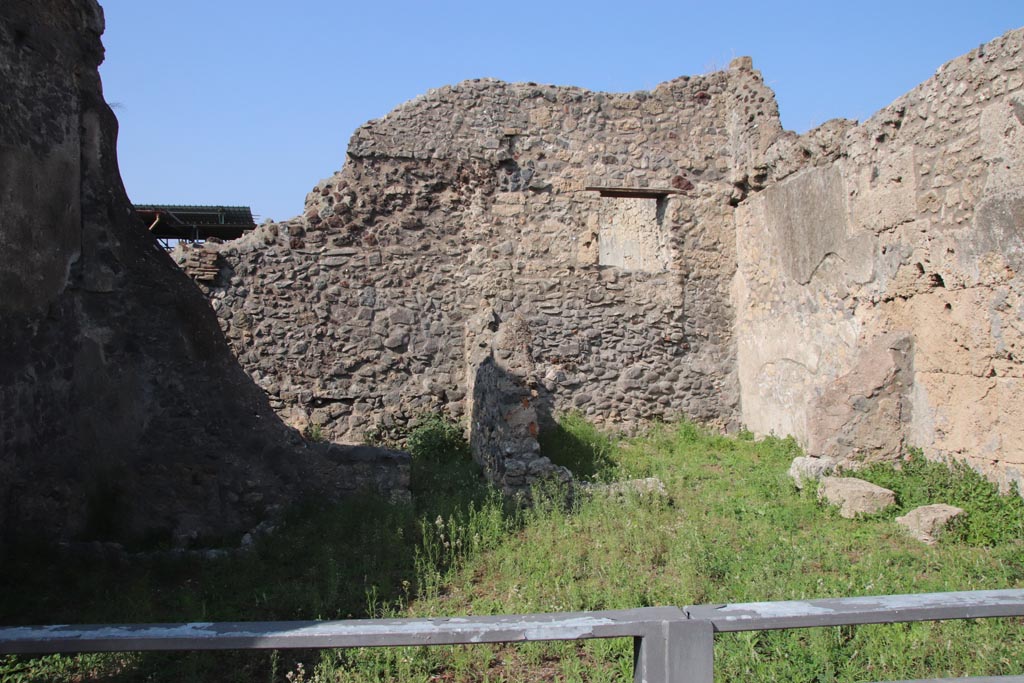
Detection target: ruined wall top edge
<box><xmin>344</xmin><ymin>60</ymin><xmax>773</xmax><ymax>162</ymax></box>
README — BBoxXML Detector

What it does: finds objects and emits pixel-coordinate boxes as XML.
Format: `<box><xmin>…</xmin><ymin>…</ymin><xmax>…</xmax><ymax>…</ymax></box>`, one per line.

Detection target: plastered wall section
<box><xmin>734</xmin><ymin>28</ymin><xmax>1024</xmax><ymax>490</ymax></box>
<box><xmin>189</xmin><ymin>64</ymin><xmax>783</xmax><ymax>443</ymax></box>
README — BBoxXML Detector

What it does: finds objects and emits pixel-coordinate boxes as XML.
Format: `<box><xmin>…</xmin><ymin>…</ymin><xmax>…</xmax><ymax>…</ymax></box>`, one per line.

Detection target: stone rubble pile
<box><xmin>795</xmin><ymin>465</ymin><xmax>966</xmax><ymax>544</ymax></box>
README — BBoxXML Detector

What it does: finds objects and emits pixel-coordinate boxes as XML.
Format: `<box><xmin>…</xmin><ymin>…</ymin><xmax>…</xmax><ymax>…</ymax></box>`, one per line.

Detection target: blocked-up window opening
<box><xmin>598</xmin><ymin>197</ymin><xmax>668</xmax><ymax>272</ymax></box>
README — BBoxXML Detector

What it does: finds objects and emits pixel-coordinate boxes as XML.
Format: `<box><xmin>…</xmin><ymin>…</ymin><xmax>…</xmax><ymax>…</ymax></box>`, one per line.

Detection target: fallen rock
<box><xmin>789</xmin><ymin>456</ymin><xmax>836</xmax><ymax>489</ymax></box>
<box><xmin>818</xmin><ymin>476</ymin><xmax>896</xmax><ymax>518</ymax></box>
<box><xmin>895</xmin><ymin>504</ymin><xmax>964</xmax><ymax>544</ymax></box>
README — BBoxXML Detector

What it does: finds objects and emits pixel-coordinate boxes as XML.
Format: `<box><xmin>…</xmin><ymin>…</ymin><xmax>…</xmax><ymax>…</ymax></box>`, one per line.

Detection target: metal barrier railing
<box><xmin>2</xmin><ymin>589</ymin><xmax>1022</xmax><ymax>682</ymax></box>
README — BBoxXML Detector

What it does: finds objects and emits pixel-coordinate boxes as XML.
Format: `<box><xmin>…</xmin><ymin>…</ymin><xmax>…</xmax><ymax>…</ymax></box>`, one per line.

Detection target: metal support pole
<box><xmin>634</xmin><ymin>618</ymin><xmax>713</xmax><ymax>683</ymax></box>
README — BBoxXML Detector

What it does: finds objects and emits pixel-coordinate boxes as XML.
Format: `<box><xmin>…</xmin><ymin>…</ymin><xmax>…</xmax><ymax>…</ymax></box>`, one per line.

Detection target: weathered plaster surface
<box><xmin>734</xmin><ymin>29</ymin><xmax>1024</xmax><ymax>489</ymax></box>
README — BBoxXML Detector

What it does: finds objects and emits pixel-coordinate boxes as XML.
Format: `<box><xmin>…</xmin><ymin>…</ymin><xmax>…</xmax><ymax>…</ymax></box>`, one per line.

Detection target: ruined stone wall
<box><xmin>181</xmin><ymin>27</ymin><xmax>1024</xmax><ymax>492</ymax></box>
<box><xmin>187</xmin><ymin>62</ymin><xmax>784</xmax><ymax>444</ymax></box>
<box><xmin>734</xmin><ymin>29</ymin><xmax>1024</xmax><ymax>490</ymax></box>
<box><xmin>0</xmin><ymin>0</ymin><xmax>408</xmax><ymax>550</ymax></box>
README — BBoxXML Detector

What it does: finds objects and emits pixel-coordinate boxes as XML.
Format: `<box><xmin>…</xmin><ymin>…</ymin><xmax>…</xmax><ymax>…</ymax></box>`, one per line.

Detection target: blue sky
<box><xmin>98</xmin><ymin>1</ymin><xmax>1022</xmax><ymax>223</ymax></box>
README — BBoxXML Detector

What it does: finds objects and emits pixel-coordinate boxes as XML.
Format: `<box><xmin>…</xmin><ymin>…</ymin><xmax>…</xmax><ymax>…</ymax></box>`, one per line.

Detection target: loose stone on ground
<box><xmin>895</xmin><ymin>504</ymin><xmax>965</xmax><ymax>544</ymax></box>
<box><xmin>818</xmin><ymin>476</ymin><xmax>897</xmax><ymax>518</ymax></box>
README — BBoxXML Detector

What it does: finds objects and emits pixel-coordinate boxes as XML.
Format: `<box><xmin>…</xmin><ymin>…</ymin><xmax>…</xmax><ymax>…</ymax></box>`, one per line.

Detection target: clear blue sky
<box><xmin>98</xmin><ymin>1</ymin><xmax>1022</xmax><ymax>223</ymax></box>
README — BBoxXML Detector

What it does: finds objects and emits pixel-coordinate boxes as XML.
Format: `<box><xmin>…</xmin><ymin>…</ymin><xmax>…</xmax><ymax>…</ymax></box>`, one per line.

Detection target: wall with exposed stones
<box><xmin>180</xmin><ymin>59</ymin><xmax>783</xmax><ymax>456</ymax></box>
<box><xmin>734</xmin><ymin>28</ymin><xmax>1024</xmax><ymax>490</ymax></box>
<box><xmin>463</xmin><ymin>307</ymin><xmax>573</xmax><ymax>497</ymax></box>
<box><xmin>181</xmin><ymin>30</ymin><xmax>1024</xmax><ymax>493</ymax></box>
<box><xmin>0</xmin><ymin>0</ymin><xmax>408</xmax><ymax>552</ymax></box>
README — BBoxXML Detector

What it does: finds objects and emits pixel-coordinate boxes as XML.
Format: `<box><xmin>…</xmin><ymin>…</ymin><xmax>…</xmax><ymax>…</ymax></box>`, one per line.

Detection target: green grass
<box><xmin>854</xmin><ymin>448</ymin><xmax>1024</xmax><ymax>546</ymax></box>
<box><xmin>2</xmin><ymin>418</ymin><xmax>1022</xmax><ymax>682</ymax></box>
<box><xmin>537</xmin><ymin>412</ymin><xmax>617</xmax><ymax>481</ymax></box>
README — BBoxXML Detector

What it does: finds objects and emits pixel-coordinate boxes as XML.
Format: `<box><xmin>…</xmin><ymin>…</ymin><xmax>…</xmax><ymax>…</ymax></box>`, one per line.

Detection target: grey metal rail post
<box><xmin>634</xmin><ymin>618</ymin><xmax>714</xmax><ymax>683</ymax></box>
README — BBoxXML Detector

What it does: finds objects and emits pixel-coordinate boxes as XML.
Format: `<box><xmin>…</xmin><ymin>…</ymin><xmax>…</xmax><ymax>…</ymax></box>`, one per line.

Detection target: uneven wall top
<box><xmin>346</xmin><ymin>72</ymin><xmax>780</xmax><ymax>161</ymax></box>
<box><xmin>185</xmin><ymin>59</ymin><xmax>785</xmax><ymax>452</ymax></box>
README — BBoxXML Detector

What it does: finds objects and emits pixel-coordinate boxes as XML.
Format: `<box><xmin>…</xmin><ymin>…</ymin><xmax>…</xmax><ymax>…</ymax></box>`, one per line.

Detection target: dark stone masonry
<box><xmin>179</xmin><ymin>60</ymin><xmax>781</xmax><ymax>447</ymax></box>
<box><xmin>0</xmin><ymin>0</ymin><xmax>408</xmax><ymax>551</ymax></box>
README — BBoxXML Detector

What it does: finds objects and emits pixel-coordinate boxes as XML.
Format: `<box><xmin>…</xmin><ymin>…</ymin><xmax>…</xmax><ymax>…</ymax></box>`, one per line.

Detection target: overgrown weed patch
<box><xmin>2</xmin><ymin>416</ymin><xmax>1021</xmax><ymax>682</ymax></box>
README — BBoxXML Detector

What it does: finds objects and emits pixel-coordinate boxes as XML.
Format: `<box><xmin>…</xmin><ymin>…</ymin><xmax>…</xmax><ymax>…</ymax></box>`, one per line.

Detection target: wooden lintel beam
<box><xmin>584</xmin><ymin>186</ymin><xmax>684</xmax><ymax>199</ymax></box>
